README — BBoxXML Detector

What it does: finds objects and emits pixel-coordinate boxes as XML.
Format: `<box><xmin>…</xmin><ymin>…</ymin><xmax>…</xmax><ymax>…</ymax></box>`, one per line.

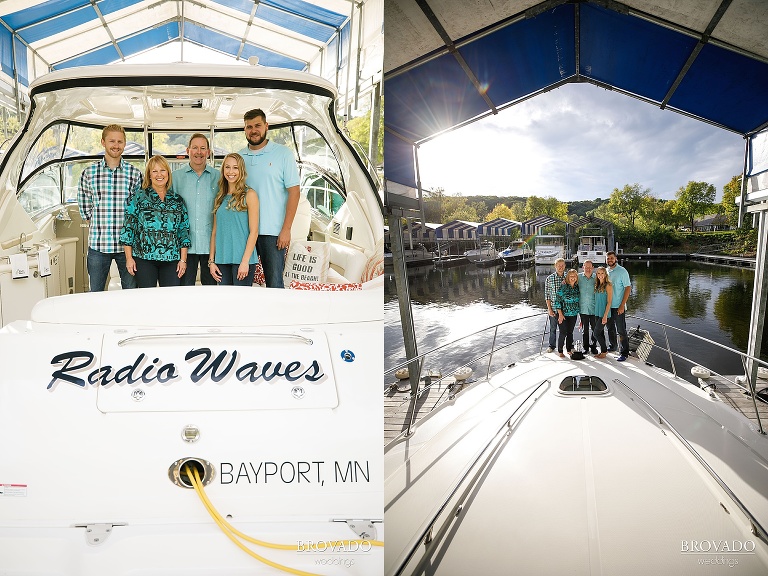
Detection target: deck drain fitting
<box><xmin>168</xmin><ymin>457</ymin><xmax>215</xmax><ymax>489</ymax></box>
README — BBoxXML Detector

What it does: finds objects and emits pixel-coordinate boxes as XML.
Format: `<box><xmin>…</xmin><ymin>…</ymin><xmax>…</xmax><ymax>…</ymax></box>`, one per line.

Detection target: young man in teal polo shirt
<box><xmin>606</xmin><ymin>250</ymin><xmax>632</xmax><ymax>361</ymax></box>
<box><xmin>239</xmin><ymin>109</ymin><xmax>302</xmax><ymax>288</ymax></box>
<box><xmin>171</xmin><ymin>133</ymin><xmax>217</xmax><ymax>285</ymax></box>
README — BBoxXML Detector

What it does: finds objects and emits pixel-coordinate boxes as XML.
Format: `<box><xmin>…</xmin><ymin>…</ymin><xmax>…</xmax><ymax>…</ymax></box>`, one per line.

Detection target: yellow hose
<box><xmin>184</xmin><ymin>465</ymin><xmax>383</xmax><ymax>574</ymax></box>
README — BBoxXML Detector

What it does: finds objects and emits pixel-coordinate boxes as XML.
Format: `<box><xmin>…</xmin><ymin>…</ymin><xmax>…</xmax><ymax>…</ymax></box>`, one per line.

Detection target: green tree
<box><xmin>523</xmin><ymin>195</ymin><xmax>568</xmax><ymax>221</ymax></box>
<box><xmin>509</xmin><ymin>201</ymin><xmax>527</xmax><ymax>221</ymax></box>
<box><xmin>720</xmin><ymin>175</ymin><xmax>741</xmax><ymax>228</ymax></box>
<box><xmin>486</xmin><ymin>203</ymin><xmax>515</xmax><ymax>220</ymax></box>
<box><xmin>472</xmin><ymin>200</ymin><xmax>488</xmax><ymax>222</ymax></box>
<box><xmin>443</xmin><ymin>194</ymin><xmax>478</xmax><ymax>222</ymax></box>
<box><xmin>423</xmin><ymin>186</ymin><xmax>446</xmax><ymax>223</ymax></box>
<box><xmin>608</xmin><ymin>183</ymin><xmax>652</xmax><ymax>228</ymax></box>
<box><xmin>648</xmin><ymin>198</ymin><xmax>684</xmax><ymax>228</ymax></box>
<box><xmin>346</xmin><ymin>104</ymin><xmax>383</xmax><ymax>166</ymax></box>
<box><xmin>674</xmin><ymin>180</ymin><xmax>716</xmax><ymax>231</ymax></box>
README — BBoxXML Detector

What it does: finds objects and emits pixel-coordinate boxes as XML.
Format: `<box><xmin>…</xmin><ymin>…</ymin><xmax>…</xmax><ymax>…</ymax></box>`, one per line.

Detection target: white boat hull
<box><xmin>385</xmin><ymin>353</ymin><xmax>768</xmax><ymax>575</ymax></box>
<box><xmin>0</xmin><ymin>288</ymin><xmax>384</xmax><ymax>574</ymax></box>
<box><xmin>534</xmin><ymin>247</ymin><xmax>564</xmax><ymax>264</ymax></box>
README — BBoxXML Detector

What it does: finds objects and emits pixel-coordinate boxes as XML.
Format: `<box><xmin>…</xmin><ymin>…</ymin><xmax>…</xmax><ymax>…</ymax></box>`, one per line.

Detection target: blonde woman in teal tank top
<box><xmin>208</xmin><ymin>153</ymin><xmax>259</xmax><ymax>286</ymax></box>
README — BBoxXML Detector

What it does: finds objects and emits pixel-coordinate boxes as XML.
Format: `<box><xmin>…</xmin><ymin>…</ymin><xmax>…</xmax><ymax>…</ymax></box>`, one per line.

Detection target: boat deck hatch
<box><xmin>558</xmin><ymin>375</ymin><xmax>608</xmax><ymax>395</ymax></box>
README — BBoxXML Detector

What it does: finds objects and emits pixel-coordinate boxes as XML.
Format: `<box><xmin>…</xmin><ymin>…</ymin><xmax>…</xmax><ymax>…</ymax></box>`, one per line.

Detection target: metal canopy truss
<box><xmin>384</xmin><ymin>0</ymin><xmax>768</xmax><ymax>201</ymax></box>
<box><xmin>0</xmin><ymin>0</ymin><xmax>384</xmax><ymax>134</ymax></box>
<box><xmin>571</xmin><ymin>215</ymin><xmax>613</xmax><ymax>230</ymax></box>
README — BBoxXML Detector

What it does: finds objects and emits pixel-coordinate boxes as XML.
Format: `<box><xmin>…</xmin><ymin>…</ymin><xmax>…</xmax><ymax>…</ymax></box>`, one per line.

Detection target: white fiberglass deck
<box><xmin>385</xmin><ymin>354</ymin><xmax>768</xmax><ymax>575</ymax></box>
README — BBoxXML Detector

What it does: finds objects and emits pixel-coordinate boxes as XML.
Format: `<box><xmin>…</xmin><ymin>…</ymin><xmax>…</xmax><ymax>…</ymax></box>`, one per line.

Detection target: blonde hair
<box><xmin>214</xmin><ymin>153</ymin><xmax>249</xmax><ymax>212</ymax></box>
<box><xmin>102</xmin><ymin>124</ymin><xmax>126</xmax><ymax>140</ymax></box>
<box><xmin>142</xmin><ymin>155</ymin><xmax>172</xmax><ymax>190</ymax></box>
<box><xmin>565</xmin><ymin>269</ymin><xmax>578</xmax><ymax>284</ymax></box>
<box><xmin>594</xmin><ymin>266</ymin><xmax>612</xmax><ymax>292</ymax></box>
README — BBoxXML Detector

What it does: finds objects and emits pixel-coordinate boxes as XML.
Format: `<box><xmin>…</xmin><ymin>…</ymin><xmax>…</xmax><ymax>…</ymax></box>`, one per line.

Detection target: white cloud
<box><xmin>417</xmin><ymin>83</ymin><xmax>743</xmax><ymax>202</ymax></box>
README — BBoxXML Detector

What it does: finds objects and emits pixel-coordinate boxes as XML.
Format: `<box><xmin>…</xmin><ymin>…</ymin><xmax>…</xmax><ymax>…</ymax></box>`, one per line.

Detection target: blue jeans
<box><xmin>608</xmin><ymin>308</ymin><xmax>629</xmax><ymax>356</ymax></box>
<box><xmin>181</xmin><ymin>253</ymin><xmax>216</xmax><ymax>286</ymax></box>
<box><xmin>87</xmin><ymin>248</ymin><xmax>136</xmax><ymax>291</ymax></box>
<box><xmin>256</xmin><ymin>235</ymin><xmax>286</xmax><ymax>288</ymax></box>
<box><xmin>548</xmin><ymin>314</ymin><xmax>558</xmax><ymax>348</ymax></box>
<box><xmin>218</xmin><ymin>263</ymin><xmax>257</xmax><ymax>286</ymax></box>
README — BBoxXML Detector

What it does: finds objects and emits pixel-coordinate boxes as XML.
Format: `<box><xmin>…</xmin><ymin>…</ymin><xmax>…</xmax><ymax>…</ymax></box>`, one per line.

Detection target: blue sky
<box><xmin>416</xmin><ymin>82</ymin><xmax>744</xmax><ymax>203</ymax></box>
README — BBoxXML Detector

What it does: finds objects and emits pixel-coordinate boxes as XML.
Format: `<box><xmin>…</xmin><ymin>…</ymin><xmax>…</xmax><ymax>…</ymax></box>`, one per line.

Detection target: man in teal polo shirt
<box><xmin>239</xmin><ymin>108</ymin><xmax>302</xmax><ymax>288</ymax></box>
<box><xmin>171</xmin><ymin>133</ymin><xmax>217</xmax><ymax>285</ymax></box>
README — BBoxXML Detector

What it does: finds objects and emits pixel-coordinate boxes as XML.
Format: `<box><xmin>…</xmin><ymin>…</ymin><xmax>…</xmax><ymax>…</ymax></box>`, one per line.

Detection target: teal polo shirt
<box><xmin>239</xmin><ymin>141</ymin><xmax>301</xmax><ymax>236</ymax></box>
<box><xmin>578</xmin><ymin>272</ymin><xmax>597</xmax><ymax>315</ymax></box>
<box><xmin>171</xmin><ymin>164</ymin><xmax>217</xmax><ymax>254</ymax></box>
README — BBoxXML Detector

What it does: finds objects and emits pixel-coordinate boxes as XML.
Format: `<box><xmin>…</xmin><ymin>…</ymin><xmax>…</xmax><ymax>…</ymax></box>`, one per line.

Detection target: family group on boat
<box><xmin>545</xmin><ymin>251</ymin><xmax>631</xmax><ymax>359</ymax></box>
<box><xmin>83</xmin><ymin>111</ymin><xmax>303</xmax><ymax>291</ymax></box>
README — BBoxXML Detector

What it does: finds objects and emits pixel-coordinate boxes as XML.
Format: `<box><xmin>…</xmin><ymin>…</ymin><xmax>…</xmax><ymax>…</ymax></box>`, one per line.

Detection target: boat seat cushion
<box><xmin>360</xmin><ymin>236</ymin><xmax>385</xmax><ymax>283</ymax></box>
<box><xmin>282</xmin><ymin>240</ymin><xmax>330</xmax><ymax>286</ymax></box>
<box><xmin>328</xmin><ymin>241</ymin><xmax>367</xmax><ymax>283</ymax></box>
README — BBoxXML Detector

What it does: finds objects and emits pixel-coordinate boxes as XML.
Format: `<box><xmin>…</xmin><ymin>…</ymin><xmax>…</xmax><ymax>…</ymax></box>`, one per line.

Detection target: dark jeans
<box><xmin>134</xmin><ymin>257</ymin><xmax>181</xmax><ymax>288</ymax></box>
<box><xmin>607</xmin><ymin>308</ymin><xmax>629</xmax><ymax>356</ymax></box>
<box><xmin>557</xmin><ymin>315</ymin><xmax>578</xmax><ymax>353</ymax></box>
<box><xmin>181</xmin><ymin>253</ymin><xmax>216</xmax><ymax>286</ymax></box>
<box><xmin>256</xmin><ymin>235</ymin><xmax>286</xmax><ymax>288</ymax></box>
<box><xmin>593</xmin><ymin>316</ymin><xmax>608</xmax><ymax>353</ymax></box>
<box><xmin>218</xmin><ymin>263</ymin><xmax>257</xmax><ymax>286</ymax></box>
<box><xmin>87</xmin><ymin>248</ymin><xmax>137</xmax><ymax>291</ymax></box>
<box><xmin>580</xmin><ymin>314</ymin><xmax>597</xmax><ymax>351</ymax></box>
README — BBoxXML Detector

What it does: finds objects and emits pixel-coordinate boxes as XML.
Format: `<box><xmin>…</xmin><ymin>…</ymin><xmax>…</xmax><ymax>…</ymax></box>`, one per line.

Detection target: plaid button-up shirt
<box><xmin>545</xmin><ymin>271</ymin><xmax>566</xmax><ymax>306</ymax></box>
<box><xmin>77</xmin><ymin>158</ymin><xmax>142</xmax><ymax>253</ymax></box>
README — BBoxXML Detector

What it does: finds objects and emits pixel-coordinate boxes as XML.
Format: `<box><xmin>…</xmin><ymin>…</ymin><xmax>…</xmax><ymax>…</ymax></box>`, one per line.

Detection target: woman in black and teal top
<box><xmin>121</xmin><ymin>155</ymin><xmax>191</xmax><ymax>288</ymax></box>
<box><xmin>555</xmin><ymin>268</ymin><xmax>581</xmax><ymax>357</ymax></box>
<box><xmin>208</xmin><ymin>153</ymin><xmax>259</xmax><ymax>286</ymax></box>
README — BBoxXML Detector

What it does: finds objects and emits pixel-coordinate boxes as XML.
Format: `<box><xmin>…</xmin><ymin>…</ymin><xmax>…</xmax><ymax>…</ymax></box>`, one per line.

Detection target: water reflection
<box><xmin>386</xmin><ymin>259</ymin><xmax>766</xmax><ymax>379</ymax></box>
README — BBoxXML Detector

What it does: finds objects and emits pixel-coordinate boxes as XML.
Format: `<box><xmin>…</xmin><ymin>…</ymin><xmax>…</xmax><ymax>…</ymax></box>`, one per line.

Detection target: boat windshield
<box><xmin>15</xmin><ymin>121</ymin><xmax>346</xmax><ymax>221</ymax></box>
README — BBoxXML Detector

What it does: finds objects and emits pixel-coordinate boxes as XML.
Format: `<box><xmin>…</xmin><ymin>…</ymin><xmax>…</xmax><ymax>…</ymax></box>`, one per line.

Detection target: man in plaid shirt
<box><xmin>544</xmin><ymin>258</ymin><xmax>567</xmax><ymax>353</ymax></box>
<box><xmin>77</xmin><ymin>124</ymin><xmax>142</xmax><ymax>291</ymax></box>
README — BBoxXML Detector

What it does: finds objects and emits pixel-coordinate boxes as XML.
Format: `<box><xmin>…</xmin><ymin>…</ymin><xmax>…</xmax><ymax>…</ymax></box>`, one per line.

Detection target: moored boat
<box><xmin>498</xmin><ymin>239</ymin><xmax>533</xmax><ymax>263</ymax></box>
<box><xmin>577</xmin><ymin>235</ymin><xmax>608</xmax><ymax>264</ymax></box>
<box><xmin>534</xmin><ymin>234</ymin><xmax>565</xmax><ymax>264</ymax></box>
<box><xmin>463</xmin><ymin>241</ymin><xmax>500</xmax><ymax>266</ymax></box>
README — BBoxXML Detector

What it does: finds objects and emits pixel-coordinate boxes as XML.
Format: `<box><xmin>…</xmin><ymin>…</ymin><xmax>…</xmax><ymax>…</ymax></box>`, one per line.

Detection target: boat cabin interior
<box><xmin>0</xmin><ymin>65</ymin><xmax>384</xmax><ymax>326</ymax></box>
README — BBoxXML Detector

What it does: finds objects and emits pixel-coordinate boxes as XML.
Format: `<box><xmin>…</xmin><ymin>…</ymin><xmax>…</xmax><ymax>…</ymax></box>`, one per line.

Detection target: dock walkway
<box><xmin>384</xmin><ymin>372</ymin><xmax>463</xmax><ymax>445</ymax></box>
<box><xmin>706</xmin><ymin>374</ymin><xmax>768</xmax><ymax>427</ymax></box>
<box><xmin>617</xmin><ymin>252</ymin><xmax>755</xmax><ymax>268</ymax></box>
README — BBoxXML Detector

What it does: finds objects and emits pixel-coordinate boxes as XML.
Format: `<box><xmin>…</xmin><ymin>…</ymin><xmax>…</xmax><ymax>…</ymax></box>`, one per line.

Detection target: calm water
<box><xmin>385</xmin><ymin>260</ymin><xmax>765</xmax><ymax>383</ymax></box>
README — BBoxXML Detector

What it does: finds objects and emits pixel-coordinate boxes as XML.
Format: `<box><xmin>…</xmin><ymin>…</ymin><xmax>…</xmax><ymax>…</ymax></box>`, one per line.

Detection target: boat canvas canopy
<box><xmin>477</xmin><ymin>217</ymin><xmax>521</xmax><ymax>237</ymax></box>
<box><xmin>1</xmin><ymin>0</ymin><xmax>354</xmax><ymax>74</ymax></box>
<box><xmin>383</xmin><ymin>0</ymin><xmax>768</xmax><ymax>198</ymax></box>
<box><xmin>436</xmin><ymin>220</ymin><xmax>479</xmax><ymax>240</ymax></box>
<box><xmin>405</xmin><ymin>221</ymin><xmax>439</xmax><ymax>241</ymax></box>
<box><xmin>0</xmin><ymin>0</ymin><xmax>383</xmax><ymax>128</ymax></box>
<box><xmin>521</xmin><ymin>215</ymin><xmax>568</xmax><ymax>236</ymax></box>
